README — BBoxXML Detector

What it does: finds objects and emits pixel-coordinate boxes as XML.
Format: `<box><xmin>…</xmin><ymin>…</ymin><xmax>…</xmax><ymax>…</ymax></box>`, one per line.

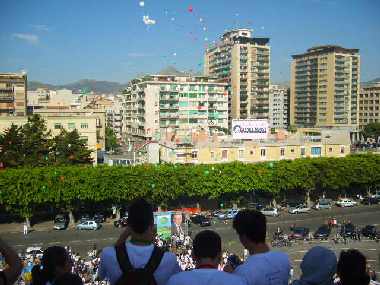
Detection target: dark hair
<box><xmin>232</xmin><ymin>209</ymin><xmax>266</xmax><ymax>243</ymax></box>
<box><xmin>31</xmin><ymin>246</ymin><xmax>69</xmax><ymax>285</ymax></box>
<box><xmin>337</xmin><ymin>249</ymin><xmax>370</xmax><ymax>285</ymax></box>
<box><xmin>193</xmin><ymin>230</ymin><xmax>221</xmax><ymax>259</ymax></box>
<box><xmin>54</xmin><ymin>272</ymin><xmax>83</xmax><ymax>285</ymax></box>
<box><xmin>127</xmin><ymin>198</ymin><xmax>154</xmax><ymax>234</ymax></box>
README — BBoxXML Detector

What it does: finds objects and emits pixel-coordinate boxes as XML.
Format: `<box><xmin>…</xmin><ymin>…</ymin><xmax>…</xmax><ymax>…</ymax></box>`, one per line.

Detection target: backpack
<box><xmin>114</xmin><ymin>243</ymin><xmax>165</xmax><ymax>285</ymax></box>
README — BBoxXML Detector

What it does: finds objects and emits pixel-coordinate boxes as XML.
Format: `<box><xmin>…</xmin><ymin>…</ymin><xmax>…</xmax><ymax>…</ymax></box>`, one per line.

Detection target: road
<box><xmin>2</xmin><ymin>204</ymin><xmax>380</xmax><ymax>277</ymax></box>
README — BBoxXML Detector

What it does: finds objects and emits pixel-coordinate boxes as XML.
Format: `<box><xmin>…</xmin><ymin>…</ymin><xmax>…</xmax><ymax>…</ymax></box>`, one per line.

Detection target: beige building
<box><xmin>33</xmin><ymin>109</ymin><xmax>106</xmax><ymax>150</ymax></box>
<box><xmin>204</xmin><ymin>29</ymin><xmax>270</xmax><ymax>123</ymax></box>
<box><xmin>0</xmin><ymin>73</ymin><xmax>27</xmax><ymax>117</ymax></box>
<box><xmin>269</xmin><ymin>85</ymin><xmax>289</xmax><ymax>129</ymax></box>
<box><xmin>290</xmin><ymin>45</ymin><xmax>360</xmax><ymax>128</ymax></box>
<box><xmin>359</xmin><ymin>82</ymin><xmax>380</xmax><ymax>129</ymax></box>
<box><xmin>0</xmin><ymin>115</ymin><xmax>98</xmax><ymax>163</ymax></box>
<box><xmin>123</xmin><ymin>74</ymin><xmax>228</xmax><ymax>141</ymax></box>
<box><xmin>160</xmin><ymin>130</ymin><xmax>351</xmax><ymax>164</ymax></box>
<box><xmin>27</xmin><ymin>88</ymin><xmax>80</xmax><ymax>111</ymax></box>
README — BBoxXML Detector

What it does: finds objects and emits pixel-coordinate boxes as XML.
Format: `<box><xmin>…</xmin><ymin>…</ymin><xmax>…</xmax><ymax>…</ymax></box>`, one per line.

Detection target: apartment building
<box><xmin>0</xmin><ymin>115</ymin><xmax>98</xmax><ymax>163</ymax></box>
<box><xmin>204</xmin><ymin>29</ymin><xmax>270</xmax><ymax>123</ymax></box>
<box><xmin>0</xmin><ymin>72</ymin><xmax>27</xmax><ymax>116</ymax></box>
<box><xmin>160</xmin><ymin>130</ymin><xmax>350</xmax><ymax>164</ymax></box>
<box><xmin>359</xmin><ymin>82</ymin><xmax>380</xmax><ymax>129</ymax></box>
<box><xmin>269</xmin><ymin>85</ymin><xmax>289</xmax><ymax>129</ymax></box>
<box><xmin>290</xmin><ymin>45</ymin><xmax>360</xmax><ymax>128</ymax></box>
<box><xmin>27</xmin><ymin>88</ymin><xmax>80</xmax><ymax>111</ymax></box>
<box><xmin>122</xmin><ymin>74</ymin><xmax>228</xmax><ymax>141</ymax></box>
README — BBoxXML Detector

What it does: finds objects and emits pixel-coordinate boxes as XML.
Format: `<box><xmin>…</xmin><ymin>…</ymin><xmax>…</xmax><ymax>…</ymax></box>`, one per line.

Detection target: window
<box><xmin>238</xmin><ymin>149</ymin><xmax>244</xmax><ymax>160</ymax></box>
<box><xmin>222</xmin><ymin>150</ymin><xmax>228</xmax><ymax>160</ymax></box>
<box><xmin>280</xmin><ymin>148</ymin><xmax>285</xmax><ymax>157</ymax></box>
<box><xmin>340</xmin><ymin>146</ymin><xmax>345</xmax><ymax>154</ymax></box>
<box><xmin>260</xmin><ymin>148</ymin><xmax>266</xmax><ymax>157</ymax></box>
<box><xmin>329</xmin><ymin>147</ymin><xmax>333</xmax><ymax>152</ymax></box>
<box><xmin>291</xmin><ymin>148</ymin><xmax>295</xmax><ymax>153</ymax></box>
<box><xmin>211</xmin><ymin>151</ymin><xmax>215</xmax><ymax>160</ymax></box>
<box><xmin>54</xmin><ymin>123</ymin><xmax>62</xmax><ymax>129</ymax></box>
<box><xmin>191</xmin><ymin>151</ymin><xmax>198</xmax><ymax>159</ymax></box>
<box><xmin>311</xmin><ymin>147</ymin><xmax>321</xmax><ymax>156</ymax></box>
<box><xmin>68</xmin><ymin>122</ymin><xmax>75</xmax><ymax>129</ymax></box>
<box><xmin>80</xmin><ymin>136</ymin><xmax>88</xmax><ymax>145</ymax></box>
<box><xmin>301</xmin><ymin>147</ymin><xmax>305</xmax><ymax>156</ymax></box>
<box><xmin>250</xmin><ymin>150</ymin><xmax>254</xmax><ymax>155</ymax></box>
<box><xmin>80</xmin><ymin>123</ymin><xmax>88</xmax><ymax>129</ymax></box>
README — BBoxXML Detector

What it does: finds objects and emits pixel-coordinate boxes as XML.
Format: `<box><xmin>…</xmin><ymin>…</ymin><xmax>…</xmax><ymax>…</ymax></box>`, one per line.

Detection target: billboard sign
<box><xmin>154</xmin><ymin>212</ymin><xmax>172</xmax><ymax>241</ymax></box>
<box><xmin>232</xmin><ymin>119</ymin><xmax>269</xmax><ymax>140</ymax></box>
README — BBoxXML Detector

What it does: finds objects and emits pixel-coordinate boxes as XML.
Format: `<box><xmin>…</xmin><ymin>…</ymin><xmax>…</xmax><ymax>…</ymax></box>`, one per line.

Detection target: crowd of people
<box><xmin>0</xmin><ymin>198</ymin><xmax>379</xmax><ymax>285</ymax></box>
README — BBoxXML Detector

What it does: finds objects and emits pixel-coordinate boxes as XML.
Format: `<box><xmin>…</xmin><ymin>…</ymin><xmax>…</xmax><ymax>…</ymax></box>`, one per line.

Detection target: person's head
<box><xmin>31</xmin><ymin>246</ymin><xmax>72</xmax><ymax>285</ymax></box>
<box><xmin>294</xmin><ymin>246</ymin><xmax>337</xmax><ymax>285</ymax></box>
<box><xmin>127</xmin><ymin>198</ymin><xmax>154</xmax><ymax>235</ymax></box>
<box><xmin>337</xmin><ymin>249</ymin><xmax>370</xmax><ymax>285</ymax></box>
<box><xmin>233</xmin><ymin>209</ymin><xmax>266</xmax><ymax>249</ymax></box>
<box><xmin>192</xmin><ymin>230</ymin><xmax>222</xmax><ymax>266</ymax></box>
<box><xmin>173</xmin><ymin>213</ymin><xmax>183</xmax><ymax>226</ymax></box>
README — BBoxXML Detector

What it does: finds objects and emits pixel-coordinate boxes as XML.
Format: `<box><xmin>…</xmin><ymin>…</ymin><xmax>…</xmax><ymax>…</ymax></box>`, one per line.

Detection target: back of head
<box><xmin>31</xmin><ymin>246</ymin><xmax>68</xmax><ymax>285</ymax></box>
<box><xmin>337</xmin><ymin>249</ymin><xmax>370</xmax><ymax>285</ymax></box>
<box><xmin>297</xmin><ymin>246</ymin><xmax>337</xmax><ymax>285</ymax></box>
<box><xmin>127</xmin><ymin>198</ymin><xmax>154</xmax><ymax>234</ymax></box>
<box><xmin>193</xmin><ymin>230</ymin><xmax>221</xmax><ymax>260</ymax></box>
<box><xmin>233</xmin><ymin>209</ymin><xmax>266</xmax><ymax>243</ymax></box>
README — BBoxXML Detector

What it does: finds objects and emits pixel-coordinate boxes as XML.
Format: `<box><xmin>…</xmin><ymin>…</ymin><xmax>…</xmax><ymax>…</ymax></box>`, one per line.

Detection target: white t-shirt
<box><xmin>98</xmin><ymin>242</ymin><xmax>181</xmax><ymax>285</ymax></box>
<box><xmin>233</xmin><ymin>251</ymin><xmax>290</xmax><ymax>285</ymax></box>
<box><xmin>168</xmin><ymin>268</ymin><xmax>247</xmax><ymax>285</ymax></box>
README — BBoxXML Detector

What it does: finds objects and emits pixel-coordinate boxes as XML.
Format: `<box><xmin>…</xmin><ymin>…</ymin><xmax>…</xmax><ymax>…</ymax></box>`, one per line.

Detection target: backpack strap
<box><xmin>115</xmin><ymin>242</ymin><xmax>134</xmax><ymax>274</ymax></box>
<box><xmin>144</xmin><ymin>246</ymin><xmax>165</xmax><ymax>275</ymax></box>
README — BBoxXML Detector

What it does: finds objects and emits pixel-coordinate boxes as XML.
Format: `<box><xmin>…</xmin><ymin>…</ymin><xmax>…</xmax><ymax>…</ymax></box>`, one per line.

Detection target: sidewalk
<box><xmin>0</xmin><ymin>221</ymin><xmax>54</xmax><ymax>234</ymax></box>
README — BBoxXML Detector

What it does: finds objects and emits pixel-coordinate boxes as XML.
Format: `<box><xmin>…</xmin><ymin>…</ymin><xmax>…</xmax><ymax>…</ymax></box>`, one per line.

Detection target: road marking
<box><xmin>367</xmin><ymin>249</ymin><xmax>378</xmax><ymax>251</ymax></box>
<box><xmin>294</xmin><ymin>259</ymin><xmax>303</xmax><ymax>262</ymax></box>
<box><xmin>367</xmin><ymin>259</ymin><xmax>377</xmax><ymax>262</ymax></box>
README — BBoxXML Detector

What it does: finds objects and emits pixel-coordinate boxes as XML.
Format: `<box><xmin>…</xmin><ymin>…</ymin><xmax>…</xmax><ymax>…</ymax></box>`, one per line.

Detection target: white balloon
<box><xmin>139</xmin><ymin>1</ymin><xmax>144</xmax><ymax>7</ymax></box>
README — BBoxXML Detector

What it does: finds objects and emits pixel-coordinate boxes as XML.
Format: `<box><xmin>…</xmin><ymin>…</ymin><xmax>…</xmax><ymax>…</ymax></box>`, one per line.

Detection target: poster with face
<box><xmin>172</xmin><ymin>212</ymin><xmax>184</xmax><ymax>236</ymax></box>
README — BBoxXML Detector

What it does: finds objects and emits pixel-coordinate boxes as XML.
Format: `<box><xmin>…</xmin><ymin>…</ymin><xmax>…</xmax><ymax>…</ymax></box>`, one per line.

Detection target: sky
<box><xmin>0</xmin><ymin>0</ymin><xmax>379</xmax><ymax>85</ymax></box>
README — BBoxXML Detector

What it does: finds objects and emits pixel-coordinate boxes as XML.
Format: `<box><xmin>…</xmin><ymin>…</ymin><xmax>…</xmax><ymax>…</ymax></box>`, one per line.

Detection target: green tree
<box><xmin>21</xmin><ymin>115</ymin><xmax>52</xmax><ymax>166</ymax></box>
<box><xmin>52</xmin><ymin>129</ymin><xmax>93</xmax><ymax>165</ymax></box>
<box><xmin>105</xmin><ymin>127</ymin><xmax>120</xmax><ymax>152</ymax></box>
<box><xmin>0</xmin><ymin>124</ymin><xmax>25</xmax><ymax>168</ymax></box>
<box><xmin>362</xmin><ymin>122</ymin><xmax>380</xmax><ymax>140</ymax></box>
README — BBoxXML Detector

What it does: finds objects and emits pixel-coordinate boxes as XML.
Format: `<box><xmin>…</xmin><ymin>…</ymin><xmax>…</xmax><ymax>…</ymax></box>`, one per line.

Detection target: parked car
<box><xmin>248</xmin><ymin>202</ymin><xmax>264</xmax><ymax>211</ymax></box>
<box><xmin>336</xmin><ymin>199</ymin><xmax>357</xmax><ymax>207</ymax></box>
<box><xmin>26</xmin><ymin>247</ymin><xmax>43</xmax><ymax>259</ymax></box>
<box><xmin>76</xmin><ymin>220</ymin><xmax>101</xmax><ymax>230</ymax></box>
<box><xmin>199</xmin><ymin>216</ymin><xmax>212</xmax><ymax>227</ymax></box>
<box><xmin>226</xmin><ymin>209</ymin><xmax>239</xmax><ymax>219</ymax></box>
<box><xmin>53</xmin><ymin>214</ymin><xmax>69</xmax><ymax>230</ymax></box>
<box><xmin>361</xmin><ymin>197</ymin><xmax>379</xmax><ymax>205</ymax></box>
<box><xmin>290</xmin><ymin>227</ymin><xmax>310</xmax><ymax>240</ymax></box>
<box><xmin>371</xmin><ymin>191</ymin><xmax>380</xmax><ymax>199</ymax></box>
<box><xmin>313</xmin><ymin>225</ymin><xmax>331</xmax><ymax>240</ymax></box>
<box><xmin>314</xmin><ymin>199</ymin><xmax>332</xmax><ymax>210</ymax></box>
<box><xmin>190</xmin><ymin>214</ymin><xmax>205</xmax><ymax>224</ymax></box>
<box><xmin>93</xmin><ymin>213</ymin><xmax>105</xmax><ymax>223</ymax></box>
<box><xmin>288</xmin><ymin>204</ymin><xmax>311</xmax><ymax>214</ymax></box>
<box><xmin>114</xmin><ymin>217</ymin><xmax>128</xmax><ymax>228</ymax></box>
<box><xmin>361</xmin><ymin>225</ymin><xmax>377</xmax><ymax>239</ymax></box>
<box><xmin>79</xmin><ymin>214</ymin><xmax>92</xmax><ymax>223</ymax></box>
<box><xmin>340</xmin><ymin>223</ymin><xmax>356</xmax><ymax>238</ymax></box>
<box><xmin>261</xmin><ymin>207</ymin><xmax>279</xmax><ymax>217</ymax></box>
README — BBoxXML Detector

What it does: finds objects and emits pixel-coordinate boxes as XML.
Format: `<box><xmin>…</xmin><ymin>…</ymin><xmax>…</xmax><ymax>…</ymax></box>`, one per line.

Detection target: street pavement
<box><xmin>1</xmin><ymin>204</ymin><xmax>379</xmax><ymax>277</ymax></box>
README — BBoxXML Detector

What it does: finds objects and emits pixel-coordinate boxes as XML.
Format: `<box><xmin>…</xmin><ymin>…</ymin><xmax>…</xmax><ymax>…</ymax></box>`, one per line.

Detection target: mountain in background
<box><xmin>362</xmin><ymin>77</ymin><xmax>380</xmax><ymax>87</ymax></box>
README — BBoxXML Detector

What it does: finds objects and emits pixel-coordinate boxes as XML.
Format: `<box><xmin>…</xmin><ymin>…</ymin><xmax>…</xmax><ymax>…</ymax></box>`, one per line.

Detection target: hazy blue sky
<box><xmin>1</xmin><ymin>0</ymin><xmax>379</xmax><ymax>84</ymax></box>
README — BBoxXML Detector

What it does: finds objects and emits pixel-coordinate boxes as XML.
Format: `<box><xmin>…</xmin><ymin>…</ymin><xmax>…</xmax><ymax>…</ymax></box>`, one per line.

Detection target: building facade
<box><xmin>290</xmin><ymin>45</ymin><xmax>360</xmax><ymax>128</ymax></box>
<box><xmin>204</xmin><ymin>29</ymin><xmax>270</xmax><ymax>123</ymax></box>
<box><xmin>0</xmin><ymin>73</ymin><xmax>27</xmax><ymax>117</ymax></box>
<box><xmin>27</xmin><ymin>88</ymin><xmax>80</xmax><ymax>111</ymax></box>
<box><xmin>0</xmin><ymin>116</ymin><xmax>99</xmax><ymax>163</ymax></box>
<box><xmin>359</xmin><ymin>83</ymin><xmax>380</xmax><ymax>129</ymax></box>
<box><xmin>123</xmin><ymin>75</ymin><xmax>228</xmax><ymax>141</ymax></box>
<box><xmin>160</xmin><ymin>130</ymin><xmax>351</xmax><ymax>164</ymax></box>
<box><xmin>269</xmin><ymin>85</ymin><xmax>289</xmax><ymax>129</ymax></box>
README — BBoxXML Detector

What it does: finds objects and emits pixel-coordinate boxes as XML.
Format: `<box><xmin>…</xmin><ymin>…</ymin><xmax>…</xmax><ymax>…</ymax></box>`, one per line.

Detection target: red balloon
<box><xmin>188</xmin><ymin>5</ymin><xmax>193</xmax><ymax>12</ymax></box>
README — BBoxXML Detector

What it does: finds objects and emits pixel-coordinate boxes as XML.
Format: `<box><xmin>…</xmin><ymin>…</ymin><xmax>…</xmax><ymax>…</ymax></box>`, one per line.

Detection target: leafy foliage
<box><xmin>362</xmin><ymin>122</ymin><xmax>380</xmax><ymax>140</ymax></box>
<box><xmin>105</xmin><ymin>127</ymin><xmax>120</xmax><ymax>152</ymax></box>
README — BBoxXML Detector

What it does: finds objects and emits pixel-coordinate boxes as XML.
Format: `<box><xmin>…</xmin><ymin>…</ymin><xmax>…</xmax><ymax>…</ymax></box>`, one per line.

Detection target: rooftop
<box><xmin>292</xmin><ymin>45</ymin><xmax>359</xmax><ymax>59</ymax></box>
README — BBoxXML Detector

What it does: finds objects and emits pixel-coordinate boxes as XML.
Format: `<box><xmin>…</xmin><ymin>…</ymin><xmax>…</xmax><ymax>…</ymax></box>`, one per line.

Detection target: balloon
<box><xmin>143</xmin><ymin>15</ymin><xmax>156</xmax><ymax>25</ymax></box>
<box><xmin>199</xmin><ymin>18</ymin><xmax>203</xmax><ymax>22</ymax></box>
<box><xmin>139</xmin><ymin>1</ymin><xmax>145</xmax><ymax>7</ymax></box>
<box><xmin>171</xmin><ymin>17</ymin><xmax>175</xmax><ymax>21</ymax></box>
<box><xmin>173</xmin><ymin>52</ymin><xmax>177</xmax><ymax>56</ymax></box>
<box><xmin>204</xmin><ymin>37</ymin><xmax>208</xmax><ymax>41</ymax></box>
<box><xmin>188</xmin><ymin>5</ymin><xmax>193</xmax><ymax>13</ymax></box>
<box><xmin>203</xmin><ymin>26</ymin><xmax>207</xmax><ymax>31</ymax></box>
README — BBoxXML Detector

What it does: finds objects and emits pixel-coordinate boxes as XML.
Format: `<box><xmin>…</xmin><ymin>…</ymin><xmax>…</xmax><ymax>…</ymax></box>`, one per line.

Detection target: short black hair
<box><xmin>193</xmin><ymin>230</ymin><xmax>221</xmax><ymax>259</ymax></box>
<box><xmin>233</xmin><ymin>209</ymin><xmax>266</xmax><ymax>243</ymax></box>
<box><xmin>337</xmin><ymin>249</ymin><xmax>370</xmax><ymax>285</ymax></box>
<box><xmin>127</xmin><ymin>198</ymin><xmax>154</xmax><ymax>234</ymax></box>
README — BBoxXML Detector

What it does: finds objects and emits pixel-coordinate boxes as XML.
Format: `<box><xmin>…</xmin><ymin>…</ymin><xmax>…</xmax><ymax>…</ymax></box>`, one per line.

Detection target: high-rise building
<box><xmin>123</xmin><ymin>74</ymin><xmax>228</xmax><ymax>141</ymax></box>
<box><xmin>0</xmin><ymin>72</ymin><xmax>27</xmax><ymax>116</ymax></box>
<box><xmin>204</xmin><ymin>29</ymin><xmax>270</xmax><ymax>123</ymax></box>
<box><xmin>290</xmin><ymin>45</ymin><xmax>360</xmax><ymax>128</ymax></box>
<box><xmin>359</xmin><ymin>82</ymin><xmax>380</xmax><ymax>129</ymax></box>
<box><xmin>269</xmin><ymin>85</ymin><xmax>289</xmax><ymax>129</ymax></box>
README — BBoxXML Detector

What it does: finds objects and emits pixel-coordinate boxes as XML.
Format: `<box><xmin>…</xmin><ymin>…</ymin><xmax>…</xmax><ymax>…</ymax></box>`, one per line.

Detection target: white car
<box><xmin>336</xmin><ymin>199</ymin><xmax>357</xmax><ymax>207</ymax></box>
<box><xmin>26</xmin><ymin>247</ymin><xmax>43</xmax><ymax>259</ymax></box>
<box><xmin>261</xmin><ymin>207</ymin><xmax>279</xmax><ymax>217</ymax></box>
<box><xmin>76</xmin><ymin>220</ymin><xmax>101</xmax><ymax>230</ymax></box>
<box><xmin>288</xmin><ymin>204</ymin><xmax>311</xmax><ymax>214</ymax></box>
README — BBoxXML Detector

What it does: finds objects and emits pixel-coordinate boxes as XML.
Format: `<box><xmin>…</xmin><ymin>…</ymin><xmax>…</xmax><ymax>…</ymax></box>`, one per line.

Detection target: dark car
<box><xmin>93</xmin><ymin>213</ymin><xmax>105</xmax><ymax>224</ymax></box>
<box><xmin>79</xmin><ymin>214</ymin><xmax>92</xmax><ymax>223</ymax></box>
<box><xmin>361</xmin><ymin>225</ymin><xmax>377</xmax><ymax>239</ymax></box>
<box><xmin>248</xmin><ymin>202</ymin><xmax>264</xmax><ymax>211</ymax></box>
<box><xmin>361</xmin><ymin>197</ymin><xmax>379</xmax><ymax>205</ymax></box>
<box><xmin>340</xmin><ymin>223</ymin><xmax>356</xmax><ymax>238</ymax></box>
<box><xmin>314</xmin><ymin>225</ymin><xmax>331</xmax><ymax>240</ymax></box>
<box><xmin>190</xmin><ymin>214</ymin><xmax>210</xmax><ymax>225</ymax></box>
<box><xmin>290</xmin><ymin>227</ymin><xmax>310</xmax><ymax>240</ymax></box>
<box><xmin>114</xmin><ymin>217</ymin><xmax>128</xmax><ymax>228</ymax></box>
<box><xmin>199</xmin><ymin>216</ymin><xmax>212</xmax><ymax>227</ymax></box>
<box><xmin>53</xmin><ymin>214</ymin><xmax>69</xmax><ymax>230</ymax></box>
